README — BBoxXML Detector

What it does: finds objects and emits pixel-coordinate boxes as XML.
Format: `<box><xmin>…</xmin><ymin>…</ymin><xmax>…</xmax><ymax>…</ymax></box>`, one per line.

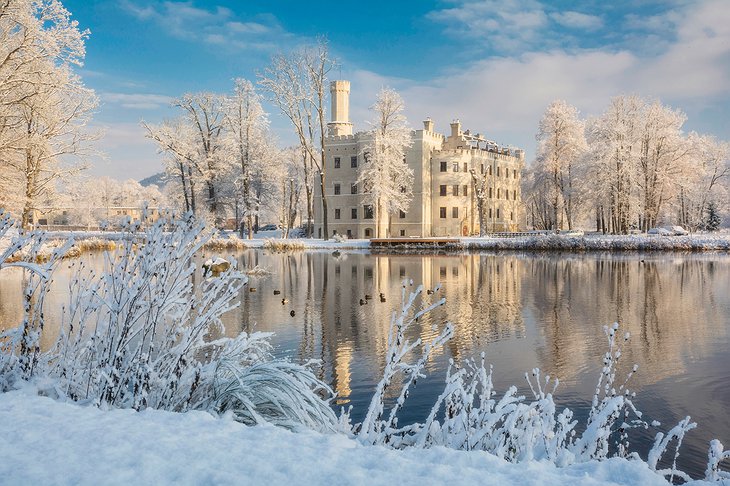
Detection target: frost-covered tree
<box><xmin>533</xmin><ymin>100</ymin><xmax>587</xmax><ymax>230</ymax></box>
<box><xmin>636</xmin><ymin>101</ymin><xmax>688</xmax><ymax>231</ymax></box>
<box><xmin>274</xmin><ymin>147</ymin><xmax>304</xmax><ymax>237</ymax></box>
<box><xmin>676</xmin><ymin>133</ymin><xmax>729</xmax><ymax>230</ymax></box>
<box><xmin>357</xmin><ymin>88</ymin><xmax>413</xmax><ymax>238</ymax></box>
<box><xmin>174</xmin><ymin>93</ymin><xmax>228</xmax><ymax>223</ymax></box>
<box><xmin>0</xmin><ymin>0</ymin><xmax>97</xmax><ymax>228</ymax></box>
<box><xmin>585</xmin><ymin>96</ymin><xmax>644</xmax><ymax>234</ymax></box>
<box><xmin>259</xmin><ymin>40</ymin><xmax>334</xmax><ymax>239</ymax></box>
<box><xmin>143</xmin><ymin>119</ymin><xmax>200</xmax><ymax>214</ymax></box>
<box><xmin>223</xmin><ymin>79</ymin><xmax>270</xmax><ymax>238</ymax></box>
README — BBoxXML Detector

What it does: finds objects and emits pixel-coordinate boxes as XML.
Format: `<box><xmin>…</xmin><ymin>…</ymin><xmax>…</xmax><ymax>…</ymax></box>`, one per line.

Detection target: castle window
<box><xmin>439</xmin><ymin>207</ymin><xmax>446</xmax><ymax>218</ymax></box>
<box><xmin>351</xmin><ymin>183</ymin><xmax>358</xmax><ymax>194</ymax></box>
<box><xmin>334</xmin><ymin>157</ymin><xmax>341</xmax><ymax>168</ymax></box>
<box><xmin>488</xmin><ymin>165</ymin><xmax>493</xmax><ymax>175</ymax></box>
<box><xmin>440</xmin><ymin>185</ymin><xmax>447</xmax><ymax>196</ymax></box>
<box><xmin>489</xmin><ymin>208</ymin><xmax>492</xmax><ymax>218</ymax></box>
<box><xmin>463</xmin><ymin>185</ymin><xmax>468</xmax><ymax>196</ymax></box>
<box><xmin>364</xmin><ymin>205</ymin><xmax>374</xmax><ymax>219</ymax></box>
<box><xmin>510</xmin><ymin>211</ymin><xmax>514</xmax><ymax>221</ymax></box>
<box><xmin>497</xmin><ymin>208</ymin><xmax>501</xmax><ymax>219</ymax></box>
<box><xmin>452</xmin><ymin>207</ymin><xmax>459</xmax><ymax>218</ymax></box>
<box><xmin>463</xmin><ymin>162</ymin><xmax>467</xmax><ymax>172</ymax></box>
<box><xmin>497</xmin><ymin>188</ymin><xmax>501</xmax><ymax>199</ymax></box>
<box><xmin>351</xmin><ymin>156</ymin><xmax>358</xmax><ymax>168</ymax></box>
<box><xmin>497</xmin><ymin>166</ymin><xmax>501</xmax><ymax>177</ymax></box>
<box><xmin>334</xmin><ymin>183</ymin><xmax>341</xmax><ymax>195</ymax></box>
<box><xmin>513</xmin><ymin>169</ymin><xmax>517</xmax><ymax>179</ymax></box>
<box><xmin>489</xmin><ymin>187</ymin><xmax>493</xmax><ymax>198</ymax></box>
<box><xmin>399</xmin><ymin>210</ymin><xmax>406</xmax><ymax>219</ymax></box>
<box><xmin>335</xmin><ymin>209</ymin><xmax>341</xmax><ymax>219</ymax></box>
<box><xmin>351</xmin><ymin>208</ymin><xmax>357</xmax><ymax>219</ymax></box>
<box><xmin>346</xmin><ymin>229</ymin><xmax>352</xmax><ymax>238</ymax></box>
<box><xmin>452</xmin><ymin>185</ymin><xmax>459</xmax><ymax>196</ymax></box>
<box><xmin>400</xmin><ymin>229</ymin><xmax>406</xmax><ymax>236</ymax></box>
<box><xmin>480</xmin><ymin>164</ymin><xmax>484</xmax><ymax>174</ymax></box>
<box><xmin>452</xmin><ymin>162</ymin><xmax>459</xmax><ymax>172</ymax></box>
<box><xmin>440</xmin><ymin>161</ymin><xmax>447</xmax><ymax>172</ymax></box>
<box><xmin>365</xmin><ymin>228</ymin><xmax>371</xmax><ymax>237</ymax></box>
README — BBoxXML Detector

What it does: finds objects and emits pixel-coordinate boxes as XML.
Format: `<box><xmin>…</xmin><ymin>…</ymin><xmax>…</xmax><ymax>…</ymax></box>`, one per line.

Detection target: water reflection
<box><xmin>0</xmin><ymin>250</ymin><xmax>728</xmax><ymax>477</ymax></box>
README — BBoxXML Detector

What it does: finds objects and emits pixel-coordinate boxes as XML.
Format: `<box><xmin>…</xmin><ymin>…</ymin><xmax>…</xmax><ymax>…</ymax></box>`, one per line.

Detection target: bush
<box><xmin>0</xmin><ymin>211</ymin><xmax>339</xmax><ymax>432</ymax></box>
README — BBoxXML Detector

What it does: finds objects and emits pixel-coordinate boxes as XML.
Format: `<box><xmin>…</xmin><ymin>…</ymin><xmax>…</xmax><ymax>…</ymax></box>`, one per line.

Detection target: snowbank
<box><xmin>0</xmin><ymin>390</ymin><xmax>696</xmax><ymax>486</ymax></box>
<box><xmin>38</xmin><ymin>229</ymin><xmax>730</xmax><ymax>253</ymax></box>
<box><xmin>463</xmin><ymin>233</ymin><xmax>730</xmax><ymax>252</ymax></box>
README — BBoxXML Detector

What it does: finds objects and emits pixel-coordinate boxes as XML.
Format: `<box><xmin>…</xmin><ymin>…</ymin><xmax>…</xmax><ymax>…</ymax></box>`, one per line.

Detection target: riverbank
<box><xmin>7</xmin><ymin>230</ymin><xmax>730</xmax><ymax>260</ymax></box>
<box><xmin>0</xmin><ymin>389</ymin><xmax>698</xmax><ymax>486</ymax></box>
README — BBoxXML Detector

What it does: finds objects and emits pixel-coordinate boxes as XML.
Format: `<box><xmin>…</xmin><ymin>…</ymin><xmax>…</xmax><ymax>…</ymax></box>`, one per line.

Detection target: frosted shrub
<box><xmin>356</xmin><ymin>284</ymin><xmax>728</xmax><ymax>482</ymax></box>
<box><xmin>0</xmin><ymin>212</ymin><xmax>72</xmax><ymax>390</ymax></box>
<box><xmin>357</xmin><ymin>281</ymin><xmax>454</xmax><ymax>445</ymax></box>
<box><xmin>0</xmin><ymin>211</ymin><xmax>339</xmax><ymax>431</ymax></box>
<box><xmin>705</xmin><ymin>440</ymin><xmax>730</xmax><ymax>482</ymax></box>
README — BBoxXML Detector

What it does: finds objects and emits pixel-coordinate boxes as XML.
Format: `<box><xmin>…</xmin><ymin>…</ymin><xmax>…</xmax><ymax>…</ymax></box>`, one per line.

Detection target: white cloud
<box><xmin>345</xmin><ymin>0</ymin><xmax>730</xmax><ymax>161</ymax></box>
<box><xmin>427</xmin><ymin>0</ymin><xmax>549</xmax><ymax>53</ymax></box>
<box><xmin>550</xmin><ymin>11</ymin><xmax>603</xmax><ymax>30</ymax></box>
<box><xmin>101</xmin><ymin>92</ymin><xmax>173</xmax><ymax>110</ymax></box>
<box><xmin>121</xmin><ymin>1</ymin><xmax>289</xmax><ymax>51</ymax></box>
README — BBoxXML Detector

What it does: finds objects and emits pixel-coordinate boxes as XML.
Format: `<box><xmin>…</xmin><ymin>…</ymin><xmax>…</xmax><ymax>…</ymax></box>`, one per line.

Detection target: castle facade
<box><xmin>314</xmin><ymin>81</ymin><xmax>525</xmax><ymax>239</ymax></box>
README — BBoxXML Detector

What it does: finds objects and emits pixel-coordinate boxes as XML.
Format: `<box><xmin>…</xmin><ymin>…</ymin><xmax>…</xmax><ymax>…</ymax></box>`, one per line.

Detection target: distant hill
<box><xmin>139</xmin><ymin>172</ymin><xmax>166</xmax><ymax>187</ymax></box>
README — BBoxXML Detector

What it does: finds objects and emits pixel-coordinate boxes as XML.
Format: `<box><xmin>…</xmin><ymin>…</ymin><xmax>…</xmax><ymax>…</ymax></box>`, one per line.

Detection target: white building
<box><xmin>314</xmin><ymin>81</ymin><xmax>525</xmax><ymax>239</ymax></box>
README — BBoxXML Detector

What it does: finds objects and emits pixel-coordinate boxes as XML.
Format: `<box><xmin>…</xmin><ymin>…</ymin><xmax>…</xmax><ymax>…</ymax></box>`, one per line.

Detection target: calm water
<box><xmin>1</xmin><ymin>250</ymin><xmax>729</xmax><ymax>478</ymax></box>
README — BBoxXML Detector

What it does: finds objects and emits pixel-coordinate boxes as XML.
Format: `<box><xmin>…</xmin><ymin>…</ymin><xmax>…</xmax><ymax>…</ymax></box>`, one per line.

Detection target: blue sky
<box><xmin>65</xmin><ymin>0</ymin><xmax>730</xmax><ymax>180</ymax></box>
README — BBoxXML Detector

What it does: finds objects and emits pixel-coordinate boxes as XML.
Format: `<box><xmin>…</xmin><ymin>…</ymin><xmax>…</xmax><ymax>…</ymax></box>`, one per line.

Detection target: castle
<box><xmin>313</xmin><ymin>81</ymin><xmax>525</xmax><ymax>239</ymax></box>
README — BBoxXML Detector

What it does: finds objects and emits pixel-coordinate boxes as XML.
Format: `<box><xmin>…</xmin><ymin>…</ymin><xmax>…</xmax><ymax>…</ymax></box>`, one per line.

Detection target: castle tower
<box><xmin>328</xmin><ymin>80</ymin><xmax>353</xmax><ymax>136</ymax></box>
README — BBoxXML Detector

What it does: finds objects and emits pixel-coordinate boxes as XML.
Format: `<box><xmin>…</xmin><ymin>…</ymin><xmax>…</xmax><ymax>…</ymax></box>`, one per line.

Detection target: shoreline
<box><xmin>9</xmin><ymin>231</ymin><xmax>730</xmax><ymax>259</ymax></box>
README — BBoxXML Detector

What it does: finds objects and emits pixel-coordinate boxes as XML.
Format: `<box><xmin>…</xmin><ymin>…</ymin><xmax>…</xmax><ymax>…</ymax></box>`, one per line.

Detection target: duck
<box><xmin>379</xmin><ymin>293</ymin><xmax>386</xmax><ymax>303</ymax></box>
<box><xmin>290</xmin><ymin>310</ymin><xmax>296</xmax><ymax>317</ymax></box>
<box><xmin>426</xmin><ymin>289</ymin><xmax>434</xmax><ymax>295</ymax></box>
<box><xmin>359</xmin><ymin>299</ymin><xmax>366</xmax><ymax>306</ymax></box>
<box><xmin>364</xmin><ymin>294</ymin><xmax>372</xmax><ymax>300</ymax></box>
<box><xmin>249</xmin><ymin>287</ymin><xmax>256</xmax><ymax>292</ymax></box>
<box><xmin>273</xmin><ymin>290</ymin><xmax>281</xmax><ymax>295</ymax></box>
<box><xmin>281</xmin><ymin>298</ymin><xmax>289</xmax><ymax>305</ymax></box>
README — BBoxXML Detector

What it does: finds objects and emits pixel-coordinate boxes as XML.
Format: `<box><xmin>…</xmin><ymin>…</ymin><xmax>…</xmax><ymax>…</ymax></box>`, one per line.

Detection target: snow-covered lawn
<box><xmin>0</xmin><ymin>389</ymin><xmax>692</xmax><ymax>486</ymax></box>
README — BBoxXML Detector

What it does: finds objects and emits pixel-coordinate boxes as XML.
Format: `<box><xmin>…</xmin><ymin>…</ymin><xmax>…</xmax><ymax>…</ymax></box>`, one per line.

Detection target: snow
<box><xmin>0</xmin><ymin>389</ymin><xmax>694</xmax><ymax>486</ymax></box>
<box><xmin>462</xmin><ymin>233</ymin><xmax>730</xmax><ymax>251</ymax></box>
<box><xmin>31</xmin><ymin>229</ymin><xmax>730</xmax><ymax>253</ymax></box>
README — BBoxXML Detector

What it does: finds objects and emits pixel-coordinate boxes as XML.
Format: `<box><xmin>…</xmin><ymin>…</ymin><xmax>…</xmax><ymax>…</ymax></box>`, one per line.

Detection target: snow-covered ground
<box><xmin>462</xmin><ymin>232</ymin><xmax>730</xmax><ymax>251</ymax></box>
<box><xmin>25</xmin><ymin>228</ymin><xmax>730</xmax><ymax>253</ymax></box>
<box><xmin>0</xmin><ymin>389</ymin><xmax>703</xmax><ymax>486</ymax></box>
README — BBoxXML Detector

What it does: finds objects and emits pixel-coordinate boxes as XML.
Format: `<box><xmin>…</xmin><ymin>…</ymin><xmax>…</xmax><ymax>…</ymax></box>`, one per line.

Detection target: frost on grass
<box><xmin>0</xmin><ymin>210</ymin><xmax>339</xmax><ymax>432</ymax></box>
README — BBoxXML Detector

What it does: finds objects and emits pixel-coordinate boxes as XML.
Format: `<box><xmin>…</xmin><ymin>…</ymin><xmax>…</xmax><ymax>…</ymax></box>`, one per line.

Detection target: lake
<box><xmin>1</xmin><ymin>249</ymin><xmax>728</xmax><ymax>478</ymax></box>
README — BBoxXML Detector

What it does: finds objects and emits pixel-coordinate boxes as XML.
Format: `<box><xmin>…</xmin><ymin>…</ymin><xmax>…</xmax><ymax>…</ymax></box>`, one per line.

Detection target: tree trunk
<box><xmin>319</xmin><ymin>172</ymin><xmax>329</xmax><ymax>240</ymax></box>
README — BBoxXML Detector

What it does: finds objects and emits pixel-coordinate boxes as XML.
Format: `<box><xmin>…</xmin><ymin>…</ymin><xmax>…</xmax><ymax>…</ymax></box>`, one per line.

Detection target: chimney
<box><xmin>328</xmin><ymin>80</ymin><xmax>353</xmax><ymax>136</ymax></box>
<box><xmin>423</xmin><ymin>118</ymin><xmax>434</xmax><ymax>132</ymax></box>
